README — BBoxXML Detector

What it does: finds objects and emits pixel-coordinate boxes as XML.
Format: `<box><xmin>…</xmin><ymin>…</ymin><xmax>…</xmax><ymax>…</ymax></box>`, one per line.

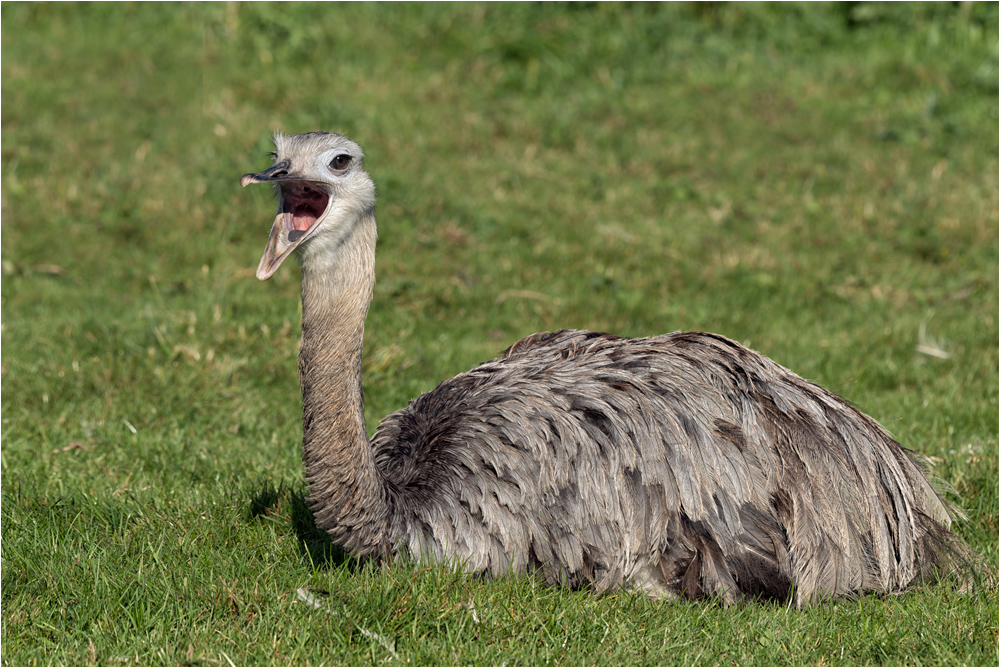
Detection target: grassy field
<box><xmin>2</xmin><ymin>3</ymin><xmax>997</xmax><ymax>665</ymax></box>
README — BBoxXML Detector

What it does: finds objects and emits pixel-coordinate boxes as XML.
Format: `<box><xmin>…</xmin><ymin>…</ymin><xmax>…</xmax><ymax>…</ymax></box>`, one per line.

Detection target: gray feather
<box><xmin>241</xmin><ymin>132</ymin><xmax>979</xmax><ymax>606</ymax></box>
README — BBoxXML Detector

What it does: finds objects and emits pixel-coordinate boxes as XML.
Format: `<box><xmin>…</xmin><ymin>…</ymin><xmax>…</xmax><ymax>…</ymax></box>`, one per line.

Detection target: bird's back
<box><xmin>368</xmin><ymin>329</ymin><xmax>968</xmax><ymax>604</ymax></box>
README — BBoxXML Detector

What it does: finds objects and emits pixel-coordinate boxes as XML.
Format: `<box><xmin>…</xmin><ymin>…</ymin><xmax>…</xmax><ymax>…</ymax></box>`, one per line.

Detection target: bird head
<box><xmin>241</xmin><ymin>132</ymin><xmax>375</xmax><ymax>280</ymax></box>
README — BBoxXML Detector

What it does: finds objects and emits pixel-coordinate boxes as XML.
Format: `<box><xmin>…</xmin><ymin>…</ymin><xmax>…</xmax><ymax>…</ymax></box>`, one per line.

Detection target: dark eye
<box><xmin>330</xmin><ymin>154</ymin><xmax>352</xmax><ymax>171</ymax></box>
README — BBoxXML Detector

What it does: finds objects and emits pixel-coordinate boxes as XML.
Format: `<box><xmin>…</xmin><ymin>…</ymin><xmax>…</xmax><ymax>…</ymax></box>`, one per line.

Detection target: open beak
<box><xmin>241</xmin><ymin>161</ymin><xmax>333</xmax><ymax>280</ymax></box>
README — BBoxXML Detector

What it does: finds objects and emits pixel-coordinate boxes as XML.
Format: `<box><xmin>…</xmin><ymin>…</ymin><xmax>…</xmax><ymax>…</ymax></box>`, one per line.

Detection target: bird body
<box><xmin>242</xmin><ymin>131</ymin><xmax>971</xmax><ymax>605</ymax></box>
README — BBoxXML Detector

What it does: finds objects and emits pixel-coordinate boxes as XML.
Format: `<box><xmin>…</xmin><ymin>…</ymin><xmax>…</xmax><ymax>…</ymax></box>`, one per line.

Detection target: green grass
<box><xmin>2</xmin><ymin>2</ymin><xmax>997</xmax><ymax>665</ymax></box>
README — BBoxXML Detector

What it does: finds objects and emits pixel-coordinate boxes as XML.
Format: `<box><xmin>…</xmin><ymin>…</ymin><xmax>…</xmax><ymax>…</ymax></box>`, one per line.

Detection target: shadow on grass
<box><xmin>247</xmin><ymin>480</ymin><xmax>356</xmax><ymax>571</ymax></box>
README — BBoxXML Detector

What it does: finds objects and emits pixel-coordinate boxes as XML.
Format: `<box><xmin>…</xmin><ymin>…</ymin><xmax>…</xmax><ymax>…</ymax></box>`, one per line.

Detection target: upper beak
<box><xmin>241</xmin><ymin>161</ymin><xmax>331</xmax><ymax>281</ymax></box>
<box><xmin>240</xmin><ymin>160</ymin><xmax>295</xmax><ymax>188</ymax></box>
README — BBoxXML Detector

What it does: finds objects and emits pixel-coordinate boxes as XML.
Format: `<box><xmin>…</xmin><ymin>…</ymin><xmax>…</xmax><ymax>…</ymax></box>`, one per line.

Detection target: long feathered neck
<box><xmin>297</xmin><ymin>210</ymin><xmax>393</xmax><ymax>556</ymax></box>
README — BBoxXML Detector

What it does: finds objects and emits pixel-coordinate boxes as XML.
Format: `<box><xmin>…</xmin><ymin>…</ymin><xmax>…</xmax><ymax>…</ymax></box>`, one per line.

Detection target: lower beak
<box><xmin>256</xmin><ymin>210</ymin><xmax>299</xmax><ymax>280</ymax></box>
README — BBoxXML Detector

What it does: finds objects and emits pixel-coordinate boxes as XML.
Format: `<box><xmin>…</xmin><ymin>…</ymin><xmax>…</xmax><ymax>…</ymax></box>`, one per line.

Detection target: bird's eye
<box><xmin>330</xmin><ymin>154</ymin><xmax>352</xmax><ymax>171</ymax></box>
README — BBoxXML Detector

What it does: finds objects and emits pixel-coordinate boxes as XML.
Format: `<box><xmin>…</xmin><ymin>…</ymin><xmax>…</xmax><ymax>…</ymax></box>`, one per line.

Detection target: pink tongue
<box><xmin>286</xmin><ymin>207</ymin><xmax>316</xmax><ymax>242</ymax></box>
<box><xmin>294</xmin><ymin>212</ymin><xmax>316</xmax><ymax>230</ymax></box>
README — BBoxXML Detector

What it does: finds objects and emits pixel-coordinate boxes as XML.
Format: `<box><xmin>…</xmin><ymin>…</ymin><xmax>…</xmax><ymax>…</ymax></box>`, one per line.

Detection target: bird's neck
<box><xmin>297</xmin><ymin>212</ymin><xmax>393</xmax><ymax>555</ymax></box>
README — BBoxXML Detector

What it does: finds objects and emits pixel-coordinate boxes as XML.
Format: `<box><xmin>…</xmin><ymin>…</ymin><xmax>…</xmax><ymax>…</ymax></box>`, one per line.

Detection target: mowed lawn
<box><xmin>2</xmin><ymin>3</ymin><xmax>997</xmax><ymax>665</ymax></box>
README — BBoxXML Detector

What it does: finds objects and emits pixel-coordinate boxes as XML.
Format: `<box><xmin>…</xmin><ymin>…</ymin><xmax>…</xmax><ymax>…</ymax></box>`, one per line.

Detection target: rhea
<box><xmin>241</xmin><ymin>131</ymin><xmax>971</xmax><ymax>605</ymax></box>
